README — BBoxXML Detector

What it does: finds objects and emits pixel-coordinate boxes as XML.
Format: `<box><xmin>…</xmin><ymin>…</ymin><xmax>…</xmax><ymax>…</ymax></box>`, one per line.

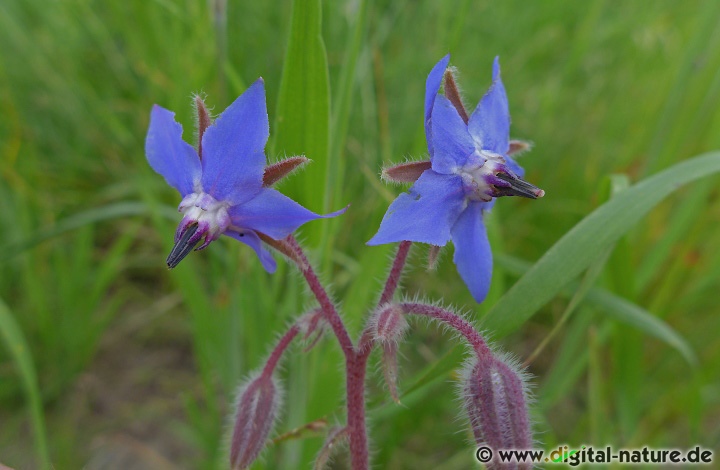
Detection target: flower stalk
<box><xmin>146</xmin><ymin>54</ymin><xmax>541</xmax><ymax>470</ymax></box>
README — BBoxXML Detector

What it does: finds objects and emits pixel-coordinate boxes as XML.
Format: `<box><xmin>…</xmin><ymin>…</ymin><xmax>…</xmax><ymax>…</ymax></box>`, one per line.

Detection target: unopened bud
<box><xmin>230</xmin><ymin>374</ymin><xmax>282</xmax><ymax>470</ymax></box>
<box><xmin>297</xmin><ymin>307</ymin><xmax>326</xmax><ymax>352</ymax></box>
<box><xmin>370</xmin><ymin>304</ymin><xmax>408</xmax><ymax>345</ymax></box>
<box><xmin>263</xmin><ymin>156</ymin><xmax>310</xmax><ymax>187</ymax></box>
<box><xmin>381</xmin><ymin>160</ymin><xmax>432</xmax><ymax>184</ymax></box>
<box><xmin>461</xmin><ymin>354</ymin><xmax>532</xmax><ymax>468</ymax></box>
<box><xmin>368</xmin><ymin>305</ymin><xmax>408</xmax><ymax>403</ymax></box>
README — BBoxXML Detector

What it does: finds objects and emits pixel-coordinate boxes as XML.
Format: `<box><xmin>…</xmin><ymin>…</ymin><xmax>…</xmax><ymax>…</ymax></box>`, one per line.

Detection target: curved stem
<box><xmin>359</xmin><ymin>241</ymin><xmax>413</xmax><ymax>353</ymax></box>
<box><xmin>378</xmin><ymin>241</ymin><xmax>412</xmax><ymax>306</ymax></box>
<box><xmin>261</xmin><ymin>325</ymin><xmax>300</xmax><ymax>379</ymax></box>
<box><xmin>285</xmin><ymin>235</ymin><xmax>354</xmax><ymax>357</ymax></box>
<box><xmin>399</xmin><ymin>303</ymin><xmax>492</xmax><ymax>360</ymax></box>
<box><xmin>284</xmin><ymin>235</ymin><xmax>370</xmax><ymax>469</ymax></box>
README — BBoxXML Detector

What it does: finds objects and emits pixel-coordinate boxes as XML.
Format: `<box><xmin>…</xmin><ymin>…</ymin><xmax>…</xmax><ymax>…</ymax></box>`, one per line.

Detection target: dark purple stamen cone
<box><xmin>462</xmin><ymin>355</ymin><xmax>533</xmax><ymax>469</ymax></box>
<box><xmin>167</xmin><ymin>223</ymin><xmax>199</xmax><ymax>268</ymax></box>
<box><xmin>230</xmin><ymin>375</ymin><xmax>280</xmax><ymax>470</ymax></box>
<box><xmin>493</xmin><ymin>172</ymin><xmax>545</xmax><ymax>199</ymax></box>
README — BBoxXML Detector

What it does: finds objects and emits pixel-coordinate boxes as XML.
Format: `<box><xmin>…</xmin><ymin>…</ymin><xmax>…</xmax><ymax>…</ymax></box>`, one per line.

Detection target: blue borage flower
<box><xmin>368</xmin><ymin>55</ymin><xmax>543</xmax><ymax>302</ymax></box>
<box><xmin>145</xmin><ymin>78</ymin><xmax>345</xmax><ymax>272</ymax></box>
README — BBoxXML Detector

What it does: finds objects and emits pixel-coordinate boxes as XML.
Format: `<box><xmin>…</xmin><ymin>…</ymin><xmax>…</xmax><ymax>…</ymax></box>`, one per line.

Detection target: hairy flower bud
<box><xmin>370</xmin><ymin>304</ymin><xmax>408</xmax><ymax>345</ymax></box>
<box><xmin>230</xmin><ymin>374</ymin><xmax>282</xmax><ymax>470</ymax></box>
<box><xmin>368</xmin><ymin>304</ymin><xmax>408</xmax><ymax>402</ymax></box>
<box><xmin>297</xmin><ymin>307</ymin><xmax>326</xmax><ymax>352</ymax></box>
<box><xmin>461</xmin><ymin>354</ymin><xmax>533</xmax><ymax>469</ymax></box>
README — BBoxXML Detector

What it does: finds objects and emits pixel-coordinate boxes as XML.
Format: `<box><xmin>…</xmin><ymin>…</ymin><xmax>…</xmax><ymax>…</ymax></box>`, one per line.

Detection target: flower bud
<box><xmin>370</xmin><ymin>304</ymin><xmax>408</xmax><ymax>345</ymax></box>
<box><xmin>461</xmin><ymin>354</ymin><xmax>532</xmax><ymax>468</ymax></box>
<box><xmin>368</xmin><ymin>304</ymin><xmax>408</xmax><ymax>403</ymax></box>
<box><xmin>297</xmin><ymin>307</ymin><xmax>326</xmax><ymax>352</ymax></box>
<box><xmin>230</xmin><ymin>374</ymin><xmax>282</xmax><ymax>470</ymax></box>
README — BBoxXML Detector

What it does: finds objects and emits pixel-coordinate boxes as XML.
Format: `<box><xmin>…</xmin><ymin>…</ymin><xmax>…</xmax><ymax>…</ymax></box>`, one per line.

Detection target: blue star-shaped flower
<box><xmin>368</xmin><ymin>55</ymin><xmax>543</xmax><ymax>303</ymax></box>
<box><xmin>146</xmin><ymin>78</ymin><xmax>344</xmax><ymax>272</ymax></box>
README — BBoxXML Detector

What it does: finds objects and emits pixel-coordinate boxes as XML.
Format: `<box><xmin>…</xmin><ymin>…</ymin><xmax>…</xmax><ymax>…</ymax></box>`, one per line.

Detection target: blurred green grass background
<box><xmin>1</xmin><ymin>0</ymin><xmax>720</xmax><ymax>468</ymax></box>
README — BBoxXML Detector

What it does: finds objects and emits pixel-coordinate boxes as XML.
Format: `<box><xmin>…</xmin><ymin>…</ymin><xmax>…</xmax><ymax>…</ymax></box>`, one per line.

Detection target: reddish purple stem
<box><xmin>378</xmin><ymin>241</ymin><xmax>412</xmax><ymax>306</ymax></box>
<box><xmin>280</xmin><ymin>239</ymin><xmax>491</xmax><ymax>470</ymax></box>
<box><xmin>359</xmin><ymin>242</ymin><xmax>413</xmax><ymax>353</ymax></box>
<box><xmin>399</xmin><ymin>303</ymin><xmax>492</xmax><ymax>360</ymax></box>
<box><xmin>345</xmin><ymin>353</ymin><xmax>369</xmax><ymax>470</ymax></box>
<box><xmin>261</xmin><ymin>325</ymin><xmax>300</xmax><ymax>379</ymax></box>
<box><xmin>285</xmin><ymin>235</ymin><xmax>368</xmax><ymax>470</ymax></box>
<box><xmin>286</xmin><ymin>235</ymin><xmax>354</xmax><ymax>357</ymax></box>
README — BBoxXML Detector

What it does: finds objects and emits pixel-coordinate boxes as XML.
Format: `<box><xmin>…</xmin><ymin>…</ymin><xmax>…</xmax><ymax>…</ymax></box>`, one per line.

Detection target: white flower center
<box><xmin>456</xmin><ymin>150</ymin><xmax>507</xmax><ymax>202</ymax></box>
<box><xmin>178</xmin><ymin>191</ymin><xmax>231</xmax><ymax>241</ymax></box>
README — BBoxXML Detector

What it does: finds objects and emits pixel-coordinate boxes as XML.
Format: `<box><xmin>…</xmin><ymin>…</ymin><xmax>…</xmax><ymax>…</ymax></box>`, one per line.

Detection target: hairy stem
<box><xmin>344</xmin><ymin>241</ymin><xmax>416</xmax><ymax>468</ymax></box>
<box><xmin>399</xmin><ymin>303</ymin><xmax>492</xmax><ymax>359</ymax></box>
<box><xmin>346</xmin><ymin>353</ymin><xmax>369</xmax><ymax>470</ymax></box>
<box><xmin>261</xmin><ymin>325</ymin><xmax>300</xmax><ymax>379</ymax></box>
<box><xmin>358</xmin><ymin>241</ymin><xmax>414</xmax><ymax>353</ymax></box>
<box><xmin>286</xmin><ymin>235</ymin><xmax>354</xmax><ymax>357</ymax></box>
<box><xmin>284</xmin><ymin>235</ymin><xmax>369</xmax><ymax>469</ymax></box>
<box><xmin>378</xmin><ymin>241</ymin><xmax>412</xmax><ymax>306</ymax></box>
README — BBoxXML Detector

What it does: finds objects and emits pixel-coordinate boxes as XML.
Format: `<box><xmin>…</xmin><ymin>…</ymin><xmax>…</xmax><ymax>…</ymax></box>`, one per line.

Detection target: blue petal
<box><xmin>224</xmin><ymin>229</ymin><xmax>277</xmax><ymax>273</ymax></box>
<box><xmin>451</xmin><ymin>201</ymin><xmax>493</xmax><ymax>303</ymax></box>
<box><xmin>425</xmin><ymin>54</ymin><xmax>450</xmax><ymax>155</ymax></box>
<box><xmin>228</xmin><ymin>188</ymin><xmax>346</xmax><ymax>240</ymax></box>
<box><xmin>367</xmin><ymin>171</ymin><xmax>466</xmax><ymax>246</ymax></box>
<box><xmin>468</xmin><ymin>56</ymin><xmax>510</xmax><ymax>155</ymax></box>
<box><xmin>201</xmin><ymin>78</ymin><xmax>269</xmax><ymax>205</ymax></box>
<box><xmin>431</xmin><ymin>94</ymin><xmax>476</xmax><ymax>174</ymax></box>
<box><xmin>145</xmin><ymin>105</ymin><xmax>201</xmax><ymax>196</ymax></box>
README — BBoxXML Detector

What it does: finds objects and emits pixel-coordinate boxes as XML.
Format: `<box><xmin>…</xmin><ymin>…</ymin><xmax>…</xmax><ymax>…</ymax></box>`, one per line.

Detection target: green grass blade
<box><xmin>320</xmin><ymin>0</ymin><xmax>369</xmax><ymax>267</ymax></box>
<box><xmin>538</xmin><ymin>309</ymin><xmax>605</xmax><ymax>411</ymax></box>
<box><xmin>1</xmin><ymin>201</ymin><xmax>156</xmax><ymax>264</ymax></box>
<box><xmin>585</xmin><ymin>288</ymin><xmax>697</xmax><ymax>366</ymax></box>
<box><xmin>0</xmin><ymin>297</ymin><xmax>51</xmax><ymax>469</ymax></box>
<box><xmin>496</xmin><ymin>254</ymin><xmax>696</xmax><ymax>366</ymax></box>
<box><xmin>271</xmin><ymin>0</ymin><xmax>330</xmax><ymax>245</ymax></box>
<box><xmin>636</xmin><ymin>179</ymin><xmax>715</xmax><ymax>291</ymax></box>
<box><xmin>587</xmin><ymin>325</ymin><xmax>605</xmax><ymax>443</ymax></box>
<box><xmin>483</xmin><ymin>151</ymin><xmax>720</xmax><ymax>337</ymax></box>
